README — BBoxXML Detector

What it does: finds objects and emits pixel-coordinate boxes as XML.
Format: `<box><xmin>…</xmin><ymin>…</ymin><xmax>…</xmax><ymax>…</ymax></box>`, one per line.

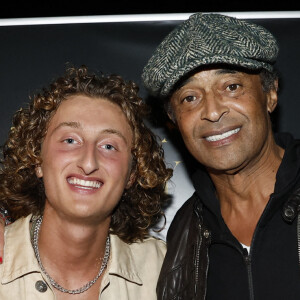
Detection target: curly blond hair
<box><xmin>0</xmin><ymin>66</ymin><xmax>172</xmax><ymax>243</ymax></box>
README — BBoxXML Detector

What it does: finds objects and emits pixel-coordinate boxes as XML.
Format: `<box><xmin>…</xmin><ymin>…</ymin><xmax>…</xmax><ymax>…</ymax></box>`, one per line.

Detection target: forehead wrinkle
<box><xmin>52</xmin><ymin>121</ymin><xmax>81</xmax><ymax>133</ymax></box>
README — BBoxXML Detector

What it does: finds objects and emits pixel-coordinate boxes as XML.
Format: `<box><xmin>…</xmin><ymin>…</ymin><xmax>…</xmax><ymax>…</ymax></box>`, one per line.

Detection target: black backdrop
<box><xmin>1</xmin><ymin>13</ymin><xmax>300</xmax><ymax>238</ymax></box>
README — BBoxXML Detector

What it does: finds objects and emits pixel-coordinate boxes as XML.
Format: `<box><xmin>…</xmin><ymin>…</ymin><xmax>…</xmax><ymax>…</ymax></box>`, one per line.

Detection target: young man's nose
<box><xmin>77</xmin><ymin>144</ymin><xmax>99</xmax><ymax>175</ymax></box>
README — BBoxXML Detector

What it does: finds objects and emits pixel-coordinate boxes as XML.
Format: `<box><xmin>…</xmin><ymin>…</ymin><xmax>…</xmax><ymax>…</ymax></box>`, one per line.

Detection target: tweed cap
<box><xmin>142</xmin><ymin>13</ymin><xmax>279</xmax><ymax>97</ymax></box>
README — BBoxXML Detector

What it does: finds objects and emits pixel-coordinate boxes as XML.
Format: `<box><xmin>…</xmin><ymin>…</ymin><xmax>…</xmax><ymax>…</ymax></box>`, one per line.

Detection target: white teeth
<box><xmin>205</xmin><ymin>128</ymin><xmax>240</xmax><ymax>142</ymax></box>
<box><xmin>68</xmin><ymin>177</ymin><xmax>101</xmax><ymax>189</ymax></box>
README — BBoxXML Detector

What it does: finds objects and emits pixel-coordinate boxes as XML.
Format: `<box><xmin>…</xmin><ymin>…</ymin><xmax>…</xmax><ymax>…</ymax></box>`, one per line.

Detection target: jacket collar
<box><xmin>273</xmin><ymin>133</ymin><xmax>300</xmax><ymax>195</ymax></box>
<box><xmin>1</xmin><ymin>214</ymin><xmax>142</xmax><ymax>286</ymax></box>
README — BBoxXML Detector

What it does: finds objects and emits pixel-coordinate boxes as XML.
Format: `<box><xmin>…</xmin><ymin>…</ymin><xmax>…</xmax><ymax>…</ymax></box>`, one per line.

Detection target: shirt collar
<box><xmin>2</xmin><ymin>214</ymin><xmax>41</xmax><ymax>284</ymax></box>
<box><xmin>106</xmin><ymin>234</ymin><xmax>142</xmax><ymax>285</ymax></box>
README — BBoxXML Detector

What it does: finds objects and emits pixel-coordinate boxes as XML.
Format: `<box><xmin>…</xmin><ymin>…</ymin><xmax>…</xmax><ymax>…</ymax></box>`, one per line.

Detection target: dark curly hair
<box><xmin>0</xmin><ymin>66</ymin><xmax>173</xmax><ymax>243</ymax></box>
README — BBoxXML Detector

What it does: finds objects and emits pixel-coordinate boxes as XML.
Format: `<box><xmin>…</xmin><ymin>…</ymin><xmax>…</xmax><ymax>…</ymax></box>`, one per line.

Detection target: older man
<box><xmin>142</xmin><ymin>13</ymin><xmax>300</xmax><ymax>300</ymax></box>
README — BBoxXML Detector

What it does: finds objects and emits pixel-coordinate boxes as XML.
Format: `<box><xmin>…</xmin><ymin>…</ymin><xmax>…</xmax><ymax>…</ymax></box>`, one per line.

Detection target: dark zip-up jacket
<box><xmin>157</xmin><ymin>133</ymin><xmax>300</xmax><ymax>299</ymax></box>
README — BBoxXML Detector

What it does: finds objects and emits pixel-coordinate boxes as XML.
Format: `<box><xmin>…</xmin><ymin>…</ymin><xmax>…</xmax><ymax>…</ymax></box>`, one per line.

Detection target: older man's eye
<box><xmin>182</xmin><ymin>95</ymin><xmax>196</xmax><ymax>103</ymax></box>
<box><xmin>227</xmin><ymin>84</ymin><xmax>239</xmax><ymax>91</ymax></box>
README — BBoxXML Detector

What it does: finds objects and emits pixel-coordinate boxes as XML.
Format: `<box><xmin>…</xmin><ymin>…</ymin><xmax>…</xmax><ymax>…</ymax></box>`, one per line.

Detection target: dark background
<box><xmin>1</xmin><ymin>8</ymin><xmax>300</xmax><ymax>237</ymax></box>
<box><xmin>1</xmin><ymin>1</ymin><xmax>300</xmax><ymax>19</ymax></box>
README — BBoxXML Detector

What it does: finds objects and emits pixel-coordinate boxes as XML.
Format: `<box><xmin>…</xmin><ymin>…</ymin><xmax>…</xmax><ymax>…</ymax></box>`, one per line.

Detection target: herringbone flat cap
<box><xmin>142</xmin><ymin>13</ymin><xmax>279</xmax><ymax>97</ymax></box>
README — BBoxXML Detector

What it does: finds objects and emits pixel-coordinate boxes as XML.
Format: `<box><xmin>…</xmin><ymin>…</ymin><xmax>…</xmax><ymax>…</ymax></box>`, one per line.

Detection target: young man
<box><xmin>0</xmin><ymin>66</ymin><xmax>172</xmax><ymax>299</ymax></box>
<box><xmin>142</xmin><ymin>13</ymin><xmax>300</xmax><ymax>299</ymax></box>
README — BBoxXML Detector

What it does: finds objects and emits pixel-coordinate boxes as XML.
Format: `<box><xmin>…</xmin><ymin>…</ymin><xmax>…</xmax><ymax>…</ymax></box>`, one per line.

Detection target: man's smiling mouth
<box><xmin>67</xmin><ymin>177</ymin><xmax>102</xmax><ymax>189</ymax></box>
<box><xmin>205</xmin><ymin>128</ymin><xmax>241</xmax><ymax>142</ymax></box>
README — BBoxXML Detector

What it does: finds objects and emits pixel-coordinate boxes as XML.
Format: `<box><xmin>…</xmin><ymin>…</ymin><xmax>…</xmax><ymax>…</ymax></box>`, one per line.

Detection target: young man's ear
<box><xmin>35</xmin><ymin>166</ymin><xmax>43</xmax><ymax>178</ymax></box>
<box><xmin>125</xmin><ymin>172</ymin><xmax>136</xmax><ymax>189</ymax></box>
<box><xmin>125</xmin><ymin>157</ymin><xmax>137</xmax><ymax>189</ymax></box>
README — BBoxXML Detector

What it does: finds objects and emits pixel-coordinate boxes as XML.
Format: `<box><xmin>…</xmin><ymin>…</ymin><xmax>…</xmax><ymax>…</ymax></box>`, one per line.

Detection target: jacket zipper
<box><xmin>243</xmin><ymin>250</ymin><xmax>254</xmax><ymax>300</ymax></box>
<box><xmin>194</xmin><ymin>204</ymin><xmax>202</xmax><ymax>296</ymax></box>
<box><xmin>194</xmin><ymin>227</ymin><xmax>210</xmax><ymax>300</ymax></box>
<box><xmin>194</xmin><ymin>229</ymin><xmax>201</xmax><ymax>295</ymax></box>
<box><xmin>242</xmin><ymin>194</ymin><xmax>276</xmax><ymax>300</ymax></box>
<box><xmin>193</xmin><ymin>201</ymin><xmax>210</xmax><ymax>300</ymax></box>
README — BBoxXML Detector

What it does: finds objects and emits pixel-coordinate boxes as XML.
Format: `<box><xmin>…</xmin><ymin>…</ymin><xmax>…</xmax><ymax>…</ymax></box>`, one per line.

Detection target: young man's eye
<box><xmin>64</xmin><ymin>138</ymin><xmax>77</xmax><ymax>144</ymax></box>
<box><xmin>101</xmin><ymin>144</ymin><xmax>116</xmax><ymax>151</ymax></box>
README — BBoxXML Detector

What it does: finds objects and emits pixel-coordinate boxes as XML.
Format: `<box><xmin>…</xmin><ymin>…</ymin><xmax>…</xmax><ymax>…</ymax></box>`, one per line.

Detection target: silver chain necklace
<box><xmin>32</xmin><ymin>216</ymin><xmax>110</xmax><ymax>294</ymax></box>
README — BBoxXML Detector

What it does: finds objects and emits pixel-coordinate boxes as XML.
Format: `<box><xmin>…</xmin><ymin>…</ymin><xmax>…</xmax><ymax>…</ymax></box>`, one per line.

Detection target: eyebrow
<box><xmin>52</xmin><ymin>122</ymin><xmax>129</xmax><ymax>145</ymax></box>
<box><xmin>215</xmin><ymin>69</ymin><xmax>239</xmax><ymax>75</ymax></box>
<box><xmin>175</xmin><ymin>77</ymin><xmax>193</xmax><ymax>91</ymax></box>
<box><xmin>53</xmin><ymin>121</ymin><xmax>81</xmax><ymax>132</ymax></box>
<box><xmin>101</xmin><ymin>128</ymin><xmax>129</xmax><ymax>145</ymax></box>
<box><xmin>174</xmin><ymin>69</ymin><xmax>239</xmax><ymax>92</ymax></box>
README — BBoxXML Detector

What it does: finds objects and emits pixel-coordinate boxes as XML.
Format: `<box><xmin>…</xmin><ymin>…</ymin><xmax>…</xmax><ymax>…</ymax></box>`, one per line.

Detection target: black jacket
<box><xmin>157</xmin><ymin>133</ymin><xmax>300</xmax><ymax>300</ymax></box>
